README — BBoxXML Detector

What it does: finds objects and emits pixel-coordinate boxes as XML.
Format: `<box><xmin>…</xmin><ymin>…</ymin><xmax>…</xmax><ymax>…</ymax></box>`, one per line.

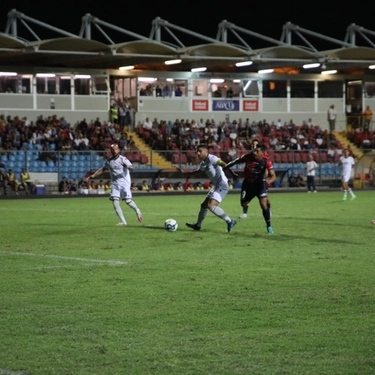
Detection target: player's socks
<box><xmin>262</xmin><ymin>208</ymin><xmax>271</xmax><ymax>227</ymax></box>
<box><xmin>209</xmin><ymin>205</ymin><xmax>229</xmax><ymax>221</ymax></box>
<box><xmin>113</xmin><ymin>199</ymin><xmax>126</xmax><ymax>223</ymax></box>
<box><xmin>197</xmin><ymin>208</ymin><xmax>208</xmax><ymax>227</ymax></box>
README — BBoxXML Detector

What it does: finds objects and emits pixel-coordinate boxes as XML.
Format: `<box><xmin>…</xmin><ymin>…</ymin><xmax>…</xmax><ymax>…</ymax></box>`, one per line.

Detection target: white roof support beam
<box><xmin>345</xmin><ymin>24</ymin><xmax>375</xmax><ymax>48</ymax></box>
<box><xmin>281</xmin><ymin>22</ymin><xmax>353</xmax><ymax>50</ymax></box>
<box><xmin>150</xmin><ymin>17</ymin><xmax>220</xmax><ymax>47</ymax></box>
<box><xmin>217</xmin><ymin>20</ymin><xmax>289</xmax><ymax>49</ymax></box>
<box><xmin>5</xmin><ymin>8</ymin><xmax>79</xmax><ymax>40</ymax></box>
<box><xmin>79</xmin><ymin>14</ymin><xmax>151</xmax><ymax>44</ymax></box>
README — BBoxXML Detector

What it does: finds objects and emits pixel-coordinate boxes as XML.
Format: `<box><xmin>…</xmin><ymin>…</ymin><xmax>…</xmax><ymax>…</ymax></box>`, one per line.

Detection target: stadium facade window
<box><xmin>59</xmin><ymin>76</ymin><xmax>71</xmax><ymax>95</ymax></box>
<box><xmin>36</xmin><ymin>77</ymin><xmax>56</xmax><ymax>94</ymax></box>
<box><xmin>290</xmin><ymin>80</ymin><xmax>314</xmax><ymax>98</ymax></box>
<box><xmin>112</xmin><ymin>77</ymin><xmax>137</xmax><ymax>99</ymax></box>
<box><xmin>242</xmin><ymin>79</ymin><xmax>259</xmax><ymax>97</ymax></box>
<box><xmin>74</xmin><ymin>77</ymin><xmax>90</xmax><ymax>95</ymax></box>
<box><xmin>0</xmin><ymin>75</ymin><xmax>18</xmax><ymax>93</ymax></box>
<box><xmin>318</xmin><ymin>80</ymin><xmax>343</xmax><ymax>98</ymax></box>
<box><xmin>20</xmin><ymin>76</ymin><xmax>32</xmax><ymax>93</ymax></box>
<box><xmin>364</xmin><ymin>81</ymin><xmax>375</xmax><ymax>98</ymax></box>
<box><xmin>193</xmin><ymin>80</ymin><xmax>208</xmax><ymax>96</ymax></box>
<box><xmin>262</xmin><ymin>80</ymin><xmax>286</xmax><ymax>98</ymax></box>
<box><xmin>92</xmin><ymin>76</ymin><xmax>109</xmax><ymax>95</ymax></box>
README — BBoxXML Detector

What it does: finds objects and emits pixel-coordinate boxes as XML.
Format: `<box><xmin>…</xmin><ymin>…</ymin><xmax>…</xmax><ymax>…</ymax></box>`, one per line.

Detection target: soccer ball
<box><xmin>164</xmin><ymin>218</ymin><xmax>178</xmax><ymax>232</ymax></box>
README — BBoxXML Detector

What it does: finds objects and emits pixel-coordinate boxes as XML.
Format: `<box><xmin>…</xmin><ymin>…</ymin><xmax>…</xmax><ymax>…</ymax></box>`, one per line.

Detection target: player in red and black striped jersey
<box><xmin>224</xmin><ymin>142</ymin><xmax>276</xmax><ymax>234</ymax></box>
<box><xmin>239</xmin><ymin>138</ymin><xmax>272</xmax><ymax>218</ymax></box>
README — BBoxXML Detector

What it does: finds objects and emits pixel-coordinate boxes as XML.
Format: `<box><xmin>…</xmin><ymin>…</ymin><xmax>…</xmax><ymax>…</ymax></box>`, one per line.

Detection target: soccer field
<box><xmin>0</xmin><ymin>191</ymin><xmax>374</xmax><ymax>375</ymax></box>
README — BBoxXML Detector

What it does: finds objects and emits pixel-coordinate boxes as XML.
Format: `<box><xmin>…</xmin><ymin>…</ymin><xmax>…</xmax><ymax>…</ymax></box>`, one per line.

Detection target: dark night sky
<box><xmin>0</xmin><ymin>0</ymin><xmax>374</xmax><ymax>50</ymax></box>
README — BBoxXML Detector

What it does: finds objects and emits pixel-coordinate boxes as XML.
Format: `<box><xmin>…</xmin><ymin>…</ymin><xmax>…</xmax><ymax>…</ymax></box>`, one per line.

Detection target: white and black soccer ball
<box><xmin>164</xmin><ymin>218</ymin><xmax>178</xmax><ymax>232</ymax></box>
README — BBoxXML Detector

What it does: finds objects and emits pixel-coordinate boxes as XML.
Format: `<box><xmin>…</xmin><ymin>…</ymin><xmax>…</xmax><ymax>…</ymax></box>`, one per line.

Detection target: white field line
<box><xmin>0</xmin><ymin>251</ymin><xmax>127</xmax><ymax>266</ymax></box>
<box><xmin>0</xmin><ymin>369</ymin><xmax>29</xmax><ymax>375</ymax></box>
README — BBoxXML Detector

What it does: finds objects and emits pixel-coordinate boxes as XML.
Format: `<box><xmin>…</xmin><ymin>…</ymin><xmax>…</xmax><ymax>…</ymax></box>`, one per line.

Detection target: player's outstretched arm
<box><xmin>176</xmin><ymin>166</ymin><xmax>200</xmax><ymax>176</ymax></box>
<box><xmin>223</xmin><ymin>155</ymin><xmax>244</xmax><ymax>170</ymax></box>
<box><xmin>90</xmin><ymin>167</ymin><xmax>104</xmax><ymax>179</ymax></box>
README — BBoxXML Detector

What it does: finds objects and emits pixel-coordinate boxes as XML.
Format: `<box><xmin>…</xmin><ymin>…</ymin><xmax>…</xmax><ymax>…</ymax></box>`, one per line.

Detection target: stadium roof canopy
<box><xmin>1</xmin><ymin>9</ymin><xmax>375</xmax><ymax>74</ymax></box>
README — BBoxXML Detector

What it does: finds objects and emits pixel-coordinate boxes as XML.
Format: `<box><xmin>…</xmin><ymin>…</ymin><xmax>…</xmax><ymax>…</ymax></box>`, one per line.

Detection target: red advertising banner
<box><xmin>243</xmin><ymin>100</ymin><xmax>259</xmax><ymax>111</ymax></box>
<box><xmin>192</xmin><ymin>100</ymin><xmax>209</xmax><ymax>111</ymax></box>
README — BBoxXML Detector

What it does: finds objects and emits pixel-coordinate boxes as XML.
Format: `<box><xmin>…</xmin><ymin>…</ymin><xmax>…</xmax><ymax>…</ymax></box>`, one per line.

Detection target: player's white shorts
<box><xmin>110</xmin><ymin>182</ymin><xmax>132</xmax><ymax>200</ymax></box>
<box><xmin>341</xmin><ymin>173</ymin><xmax>351</xmax><ymax>183</ymax></box>
<box><xmin>206</xmin><ymin>183</ymin><xmax>229</xmax><ymax>203</ymax></box>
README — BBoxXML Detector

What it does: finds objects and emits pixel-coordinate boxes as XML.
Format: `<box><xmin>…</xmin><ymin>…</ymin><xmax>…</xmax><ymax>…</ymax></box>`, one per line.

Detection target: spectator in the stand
<box><xmin>227</xmin><ymin>146</ymin><xmax>238</xmax><ymax>161</ymax></box>
<box><xmin>175</xmin><ymin>86</ymin><xmax>183</xmax><ymax>97</ymax></box>
<box><xmin>288</xmin><ymin>172</ymin><xmax>301</xmax><ymax>187</ymax></box>
<box><xmin>19</xmin><ymin>167</ymin><xmax>35</xmax><ymax>195</ymax></box>
<box><xmin>58</xmin><ymin>176</ymin><xmax>68</xmax><ymax>193</ymax></box>
<box><xmin>164</xmin><ymin>182</ymin><xmax>175</xmax><ymax>191</ymax></box>
<box><xmin>142</xmin><ymin>117</ymin><xmax>153</xmax><ymax>131</ymax></box>
<box><xmin>269</xmin><ymin>134</ymin><xmax>279</xmax><ymax>149</ymax></box>
<box><xmin>315</xmin><ymin>133</ymin><xmax>324</xmax><ymax>149</ymax></box>
<box><xmin>89</xmin><ymin>180</ymin><xmax>97</xmax><ymax>190</ymax></box>
<box><xmin>104</xmin><ymin>180</ymin><xmax>111</xmax><ymax>193</ymax></box>
<box><xmin>66</xmin><ymin>179</ymin><xmax>77</xmax><ymax>194</ymax></box>
<box><xmin>118</xmin><ymin>102</ymin><xmax>127</xmax><ymax>128</ymax></box>
<box><xmin>162</xmin><ymin>85</ymin><xmax>170</xmax><ymax>98</ymax></box>
<box><xmin>74</xmin><ymin>131</ymin><xmax>90</xmax><ymax>151</ymax></box>
<box><xmin>97</xmin><ymin>179</ymin><xmax>105</xmax><ymax>189</ymax></box>
<box><xmin>363</xmin><ymin>106</ymin><xmax>373</xmax><ymax>130</ymax></box>
<box><xmin>186</xmin><ymin>182</ymin><xmax>195</xmax><ymax>190</ymax></box>
<box><xmin>0</xmin><ymin>169</ymin><xmax>7</xmax><ymax>195</ymax></box>
<box><xmin>118</xmin><ymin>133</ymin><xmax>129</xmax><ymax>151</ymax></box>
<box><xmin>214</xmin><ymin>87</ymin><xmax>222</xmax><ymax>97</ymax></box>
<box><xmin>155</xmin><ymin>85</ymin><xmax>162</xmax><ymax>97</ymax></box>
<box><xmin>130</xmin><ymin>182</ymin><xmax>138</xmax><ymax>191</ymax></box>
<box><xmin>141</xmin><ymin>180</ymin><xmax>149</xmax><ymax>191</ymax></box>
<box><xmin>94</xmin><ymin>117</ymin><xmax>102</xmax><ymax>128</ymax></box>
<box><xmin>195</xmin><ymin>182</ymin><xmax>204</xmax><ymax>190</ymax></box>
<box><xmin>327</xmin><ymin>104</ymin><xmax>337</xmax><ymax>131</ymax></box>
<box><xmin>226</xmin><ymin>87</ymin><xmax>234</xmax><ymax>98</ymax></box>
<box><xmin>77</xmin><ymin>118</ymin><xmax>88</xmax><ymax>133</ymax></box>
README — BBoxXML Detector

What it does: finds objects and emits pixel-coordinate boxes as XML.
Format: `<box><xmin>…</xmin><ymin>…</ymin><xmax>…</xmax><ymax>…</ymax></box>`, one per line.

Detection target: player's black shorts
<box><xmin>240</xmin><ymin>179</ymin><xmax>268</xmax><ymax>202</ymax></box>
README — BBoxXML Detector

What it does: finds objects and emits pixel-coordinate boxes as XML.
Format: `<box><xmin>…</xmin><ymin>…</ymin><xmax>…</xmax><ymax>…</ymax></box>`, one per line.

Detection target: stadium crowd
<box><xmin>136</xmin><ymin>116</ymin><xmax>346</xmax><ymax>163</ymax></box>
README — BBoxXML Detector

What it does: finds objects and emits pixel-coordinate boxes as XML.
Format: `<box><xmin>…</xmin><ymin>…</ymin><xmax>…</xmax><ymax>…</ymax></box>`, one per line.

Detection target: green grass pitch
<box><xmin>0</xmin><ymin>191</ymin><xmax>374</xmax><ymax>375</ymax></box>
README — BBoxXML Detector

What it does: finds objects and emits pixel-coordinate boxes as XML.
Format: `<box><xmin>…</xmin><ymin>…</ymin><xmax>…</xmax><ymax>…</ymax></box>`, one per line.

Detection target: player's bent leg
<box><xmin>125</xmin><ymin>198</ymin><xmax>143</xmax><ymax>222</ymax></box>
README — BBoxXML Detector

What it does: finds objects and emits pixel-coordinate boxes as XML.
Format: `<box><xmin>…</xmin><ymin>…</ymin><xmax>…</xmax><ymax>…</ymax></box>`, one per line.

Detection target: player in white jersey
<box><xmin>89</xmin><ymin>143</ymin><xmax>143</xmax><ymax>226</ymax></box>
<box><xmin>177</xmin><ymin>144</ymin><xmax>236</xmax><ymax>232</ymax></box>
<box><xmin>337</xmin><ymin>148</ymin><xmax>356</xmax><ymax>201</ymax></box>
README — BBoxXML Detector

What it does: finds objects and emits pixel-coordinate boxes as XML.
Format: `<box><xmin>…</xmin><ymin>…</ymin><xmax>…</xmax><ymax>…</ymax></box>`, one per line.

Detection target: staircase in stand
<box><xmin>333</xmin><ymin>131</ymin><xmax>364</xmax><ymax>160</ymax></box>
<box><xmin>127</xmin><ymin>131</ymin><xmax>172</xmax><ymax>169</ymax></box>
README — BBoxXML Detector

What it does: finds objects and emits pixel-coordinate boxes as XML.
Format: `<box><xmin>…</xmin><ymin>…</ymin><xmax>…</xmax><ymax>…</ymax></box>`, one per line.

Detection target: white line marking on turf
<box><xmin>0</xmin><ymin>251</ymin><xmax>127</xmax><ymax>266</ymax></box>
<box><xmin>0</xmin><ymin>369</ymin><xmax>29</xmax><ymax>375</ymax></box>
